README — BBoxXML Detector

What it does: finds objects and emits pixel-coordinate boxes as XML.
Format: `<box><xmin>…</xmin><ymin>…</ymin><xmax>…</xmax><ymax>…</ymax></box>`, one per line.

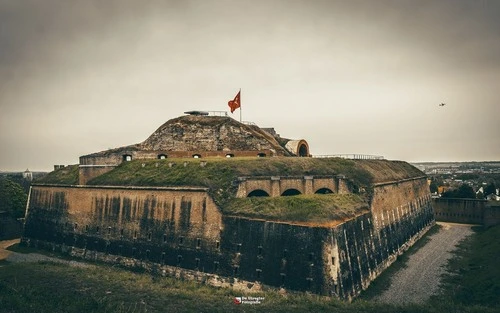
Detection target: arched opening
<box><xmin>281</xmin><ymin>189</ymin><xmax>301</xmax><ymax>196</ymax></box>
<box><xmin>315</xmin><ymin>188</ymin><xmax>334</xmax><ymax>194</ymax></box>
<box><xmin>298</xmin><ymin>144</ymin><xmax>308</xmax><ymax>157</ymax></box>
<box><xmin>158</xmin><ymin>154</ymin><xmax>167</xmax><ymax>159</ymax></box>
<box><xmin>248</xmin><ymin>189</ymin><xmax>270</xmax><ymax>197</ymax></box>
<box><xmin>226</xmin><ymin>153</ymin><xmax>234</xmax><ymax>158</ymax></box>
<box><xmin>257</xmin><ymin>153</ymin><xmax>266</xmax><ymax>157</ymax></box>
<box><xmin>192</xmin><ymin>154</ymin><xmax>201</xmax><ymax>159</ymax></box>
<box><xmin>123</xmin><ymin>154</ymin><xmax>132</xmax><ymax>161</ymax></box>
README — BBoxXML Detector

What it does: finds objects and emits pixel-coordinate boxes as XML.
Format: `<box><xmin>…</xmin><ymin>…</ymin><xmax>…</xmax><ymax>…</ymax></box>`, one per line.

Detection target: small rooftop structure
<box><xmin>184</xmin><ymin>110</ymin><xmax>209</xmax><ymax>116</ymax></box>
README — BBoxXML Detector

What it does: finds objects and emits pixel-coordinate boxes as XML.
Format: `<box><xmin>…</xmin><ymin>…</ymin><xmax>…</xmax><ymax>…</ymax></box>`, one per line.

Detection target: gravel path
<box><xmin>0</xmin><ymin>238</ymin><xmax>90</xmax><ymax>268</ymax></box>
<box><xmin>374</xmin><ymin>222</ymin><xmax>474</xmax><ymax>304</ymax></box>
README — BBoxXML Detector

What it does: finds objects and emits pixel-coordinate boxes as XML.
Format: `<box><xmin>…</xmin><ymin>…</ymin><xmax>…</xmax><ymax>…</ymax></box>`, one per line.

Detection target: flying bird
<box><xmin>439</xmin><ymin>103</ymin><xmax>446</xmax><ymax>107</ymax></box>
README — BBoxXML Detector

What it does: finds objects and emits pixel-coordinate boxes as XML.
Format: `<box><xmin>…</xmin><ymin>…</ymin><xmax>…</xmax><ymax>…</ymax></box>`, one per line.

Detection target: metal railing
<box><xmin>208</xmin><ymin>111</ymin><xmax>228</xmax><ymax>117</ymax></box>
<box><xmin>313</xmin><ymin>154</ymin><xmax>385</xmax><ymax>160</ymax></box>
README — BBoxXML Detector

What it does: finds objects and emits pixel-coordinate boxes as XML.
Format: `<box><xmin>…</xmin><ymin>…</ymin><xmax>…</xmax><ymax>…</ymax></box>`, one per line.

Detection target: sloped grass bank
<box><xmin>34</xmin><ymin>164</ymin><xmax>79</xmax><ymax>185</ymax></box>
<box><xmin>435</xmin><ymin>224</ymin><xmax>500</xmax><ymax>308</ymax></box>
<box><xmin>0</xmin><ymin>259</ymin><xmax>495</xmax><ymax>313</ymax></box>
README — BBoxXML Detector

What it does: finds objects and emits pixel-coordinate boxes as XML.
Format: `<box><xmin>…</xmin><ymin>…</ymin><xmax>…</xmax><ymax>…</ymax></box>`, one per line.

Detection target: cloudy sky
<box><xmin>1</xmin><ymin>0</ymin><xmax>499</xmax><ymax>171</ymax></box>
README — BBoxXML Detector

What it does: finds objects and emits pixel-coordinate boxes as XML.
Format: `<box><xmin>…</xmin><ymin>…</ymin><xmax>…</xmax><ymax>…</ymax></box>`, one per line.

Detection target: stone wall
<box><xmin>433</xmin><ymin>198</ymin><xmax>500</xmax><ymax>226</ymax></box>
<box><xmin>23</xmin><ymin>177</ymin><xmax>434</xmax><ymax>300</ymax></box>
<box><xmin>24</xmin><ymin>185</ymin><xmax>223</xmax><ymax>256</ymax></box>
<box><xmin>326</xmin><ymin>177</ymin><xmax>435</xmax><ymax>300</ymax></box>
<box><xmin>79</xmin><ymin>150</ymin><xmax>276</xmax><ymax>184</ymax></box>
<box><xmin>235</xmin><ymin>175</ymin><xmax>348</xmax><ymax>197</ymax></box>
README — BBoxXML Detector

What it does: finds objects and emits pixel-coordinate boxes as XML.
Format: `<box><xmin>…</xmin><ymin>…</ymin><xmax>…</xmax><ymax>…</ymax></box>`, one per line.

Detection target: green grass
<box><xmin>2</xmin><ymin>225</ymin><xmax>498</xmax><ymax>313</ymax></box>
<box><xmin>224</xmin><ymin>194</ymin><xmax>369</xmax><ymax>224</ymax></box>
<box><xmin>0</xmin><ymin>258</ymin><xmax>495</xmax><ymax>313</ymax></box>
<box><xmin>83</xmin><ymin>158</ymin><xmax>421</xmax><ymax>206</ymax></box>
<box><xmin>435</xmin><ymin>225</ymin><xmax>500</xmax><ymax>307</ymax></box>
<box><xmin>35</xmin><ymin>164</ymin><xmax>79</xmax><ymax>185</ymax></box>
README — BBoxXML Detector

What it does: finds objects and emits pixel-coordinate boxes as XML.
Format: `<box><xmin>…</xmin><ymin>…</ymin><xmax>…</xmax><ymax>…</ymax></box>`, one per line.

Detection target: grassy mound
<box><xmin>224</xmin><ymin>193</ymin><xmax>369</xmax><ymax>224</ymax></box>
<box><xmin>35</xmin><ymin>164</ymin><xmax>79</xmax><ymax>185</ymax></box>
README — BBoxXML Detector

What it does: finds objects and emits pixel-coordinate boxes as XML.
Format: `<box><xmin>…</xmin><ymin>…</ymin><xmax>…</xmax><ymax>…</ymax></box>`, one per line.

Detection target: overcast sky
<box><xmin>1</xmin><ymin>0</ymin><xmax>499</xmax><ymax>171</ymax></box>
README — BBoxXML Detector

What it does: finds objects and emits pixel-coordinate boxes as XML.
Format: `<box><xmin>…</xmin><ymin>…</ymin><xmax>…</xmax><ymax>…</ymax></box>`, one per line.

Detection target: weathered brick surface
<box><xmin>23</xmin><ymin>177</ymin><xmax>434</xmax><ymax>300</ymax></box>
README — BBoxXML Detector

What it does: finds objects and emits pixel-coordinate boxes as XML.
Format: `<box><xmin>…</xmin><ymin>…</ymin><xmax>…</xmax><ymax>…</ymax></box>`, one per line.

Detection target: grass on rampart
<box><xmin>33</xmin><ymin>158</ymin><xmax>423</xmax><ymax>222</ymax></box>
<box><xmin>224</xmin><ymin>193</ymin><xmax>369</xmax><ymax>224</ymax></box>
<box><xmin>34</xmin><ymin>164</ymin><xmax>79</xmax><ymax>185</ymax></box>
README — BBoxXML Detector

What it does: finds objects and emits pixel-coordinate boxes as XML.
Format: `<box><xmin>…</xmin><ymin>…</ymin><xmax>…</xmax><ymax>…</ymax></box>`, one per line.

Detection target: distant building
<box><xmin>22</xmin><ymin>169</ymin><xmax>33</xmax><ymax>181</ymax></box>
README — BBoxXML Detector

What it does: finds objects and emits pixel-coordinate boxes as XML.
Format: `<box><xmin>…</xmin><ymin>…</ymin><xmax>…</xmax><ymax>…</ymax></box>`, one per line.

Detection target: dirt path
<box><xmin>374</xmin><ymin>222</ymin><xmax>475</xmax><ymax>304</ymax></box>
<box><xmin>0</xmin><ymin>238</ymin><xmax>90</xmax><ymax>268</ymax></box>
<box><xmin>0</xmin><ymin>238</ymin><xmax>20</xmax><ymax>261</ymax></box>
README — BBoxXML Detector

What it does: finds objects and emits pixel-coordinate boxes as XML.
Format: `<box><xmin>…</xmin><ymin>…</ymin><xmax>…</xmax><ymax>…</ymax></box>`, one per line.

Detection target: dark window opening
<box><xmin>120</xmin><ymin>229</ymin><xmax>124</xmax><ymax>237</ymax></box>
<box><xmin>280</xmin><ymin>273</ymin><xmax>286</xmax><ymax>285</ymax></box>
<box><xmin>123</xmin><ymin>154</ymin><xmax>132</xmax><ymax>162</ymax></box>
<box><xmin>163</xmin><ymin>234</ymin><xmax>167</xmax><ymax>243</ymax></box>
<box><xmin>281</xmin><ymin>189</ymin><xmax>301</xmax><ymax>196</ymax></box>
<box><xmin>216</xmin><ymin>240</ymin><xmax>220</xmax><ymax>250</ymax></box>
<box><xmin>298</xmin><ymin>144</ymin><xmax>308</xmax><ymax>157</ymax></box>
<box><xmin>85</xmin><ymin>225</ymin><xmax>89</xmax><ymax>232</ymax></box>
<box><xmin>158</xmin><ymin>154</ymin><xmax>167</xmax><ymax>159</ymax></box>
<box><xmin>257</xmin><ymin>153</ymin><xmax>266</xmax><ymax>157</ymax></box>
<box><xmin>148</xmin><ymin>232</ymin><xmax>152</xmax><ymax>241</ymax></box>
<box><xmin>196</xmin><ymin>238</ymin><xmax>201</xmax><ymax>248</ymax></box>
<box><xmin>315</xmin><ymin>188</ymin><xmax>333</xmax><ymax>194</ymax></box>
<box><xmin>161</xmin><ymin>252</ymin><xmax>166</xmax><ymax>264</ymax></box>
<box><xmin>96</xmin><ymin>226</ymin><xmax>100</xmax><ymax>234</ymax></box>
<box><xmin>74</xmin><ymin>223</ymin><xmax>78</xmax><ymax>230</ymax></box>
<box><xmin>306</xmin><ymin>277</ymin><xmax>313</xmax><ymax>288</ymax></box>
<box><xmin>108</xmin><ymin>227</ymin><xmax>112</xmax><ymax>235</ymax></box>
<box><xmin>256</xmin><ymin>269</ymin><xmax>262</xmax><ymax>279</ymax></box>
<box><xmin>179</xmin><ymin>237</ymin><xmax>184</xmax><ymax>245</ymax></box>
<box><xmin>248</xmin><ymin>189</ymin><xmax>270</xmax><ymax>197</ymax></box>
<box><xmin>133</xmin><ymin>230</ymin><xmax>137</xmax><ymax>239</ymax></box>
<box><xmin>331</xmin><ymin>257</ymin><xmax>335</xmax><ymax>265</ymax></box>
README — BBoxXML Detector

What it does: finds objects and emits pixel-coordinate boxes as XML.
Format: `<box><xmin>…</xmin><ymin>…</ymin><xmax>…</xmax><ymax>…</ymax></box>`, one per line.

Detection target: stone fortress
<box><xmin>22</xmin><ymin>113</ymin><xmax>434</xmax><ymax>300</ymax></box>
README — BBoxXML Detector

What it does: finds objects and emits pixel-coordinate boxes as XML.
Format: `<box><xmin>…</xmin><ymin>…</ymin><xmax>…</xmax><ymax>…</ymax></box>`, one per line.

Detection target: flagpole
<box><xmin>239</xmin><ymin>88</ymin><xmax>242</xmax><ymax>123</ymax></box>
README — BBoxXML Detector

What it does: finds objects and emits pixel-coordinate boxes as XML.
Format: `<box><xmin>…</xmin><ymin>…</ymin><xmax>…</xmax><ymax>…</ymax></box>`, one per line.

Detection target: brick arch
<box><xmin>247</xmin><ymin>189</ymin><xmax>270</xmax><ymax>197</ymax></box>
<box><xmin>315</xmin><ymin>187</ymin><xmax>334</xmax><ymax>194</ymax></box>
<box><xmin>281</xmin><ymin>189</ymin><xmax>301</xmax><ymax>196</ymax></box>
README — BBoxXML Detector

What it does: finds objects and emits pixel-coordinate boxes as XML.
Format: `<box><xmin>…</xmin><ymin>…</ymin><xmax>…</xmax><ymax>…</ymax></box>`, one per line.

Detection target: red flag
<box><xmin>228</xmin><ymin>90</ymin><xmax>241</xmax><ymax>113</ymax></box>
